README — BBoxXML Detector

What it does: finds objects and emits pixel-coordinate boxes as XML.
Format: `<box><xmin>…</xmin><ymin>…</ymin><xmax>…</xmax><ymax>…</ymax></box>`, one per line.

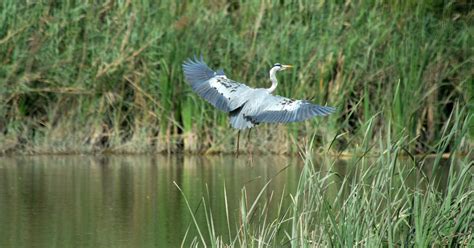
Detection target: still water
<box><xmin>0</xmin><ymin>155</ymin><xmax>305</xmax><ymax>247</ymax></box>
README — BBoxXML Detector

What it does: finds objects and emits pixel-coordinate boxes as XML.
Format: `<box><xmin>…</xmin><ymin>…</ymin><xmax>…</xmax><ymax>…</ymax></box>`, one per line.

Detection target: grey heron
<box><xmin>182</xmin><ymin>56</ymin><xmax>335</xmax><ymax>154</ymax></box>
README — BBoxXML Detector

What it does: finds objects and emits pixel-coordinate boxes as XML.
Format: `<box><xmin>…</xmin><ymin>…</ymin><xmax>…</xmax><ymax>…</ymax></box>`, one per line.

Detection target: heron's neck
<box><xmin>268</xmin><ymin>67</ymin><xmax>278</xmax><ymax>93</ymax></box>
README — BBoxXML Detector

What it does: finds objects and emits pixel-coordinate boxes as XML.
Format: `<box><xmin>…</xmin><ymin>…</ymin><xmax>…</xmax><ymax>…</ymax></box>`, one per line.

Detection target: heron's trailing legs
<box><xmin>246</xmin><ymin>129</ymin><xmax>252</xmax><ymax>154</ymax></box>
<box><xmin>235</xmin><ymin>129</ymin><xmax>253</xmax><ymax>157</ymax></box>
<box><xmin>235</xmin><ymin>131</ymin><xmax>241</xmax><ymax>157</ymax></box>
<box><xmin>246</xmin><ymin>128</ymin><xmax>253</xmax><ymax>162</ymax></box>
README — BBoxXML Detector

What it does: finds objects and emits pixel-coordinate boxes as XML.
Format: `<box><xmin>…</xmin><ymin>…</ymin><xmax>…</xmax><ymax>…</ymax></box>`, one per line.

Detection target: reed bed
<box><xmin>0</xmin><ymin>0</ymin><xmax>472</xmax><ymax>154</ymax></box>
<box><xmin>180</xmin><ymin>108</ymin><xmax>473</xmax><ymax>247</ymax></box>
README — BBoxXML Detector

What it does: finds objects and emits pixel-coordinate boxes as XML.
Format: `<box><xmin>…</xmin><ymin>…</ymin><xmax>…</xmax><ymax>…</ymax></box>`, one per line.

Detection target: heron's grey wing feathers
<box><xmin>249</xmin><ymin>95</ymin><xmax>335</xmax><ymax>123</ymax></box>
<box><xmin>183</xmin><ymin>56</ymin><xmax>252</xmax><ymax>112</ymax></box>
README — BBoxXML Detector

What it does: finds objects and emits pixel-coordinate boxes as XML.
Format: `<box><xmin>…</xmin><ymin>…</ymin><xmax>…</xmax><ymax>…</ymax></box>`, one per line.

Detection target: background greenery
<box><xmin>0</xmin><ymin>0</ymin><xmax>472</xmax><ymax>154</ymax></box>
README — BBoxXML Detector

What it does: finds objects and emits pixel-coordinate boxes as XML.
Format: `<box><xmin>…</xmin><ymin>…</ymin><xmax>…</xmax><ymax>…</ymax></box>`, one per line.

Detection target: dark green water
<box><xmin>0</xmin><ymin>155</ymin><xmax>304</xmax><ymax>247</ymax></box>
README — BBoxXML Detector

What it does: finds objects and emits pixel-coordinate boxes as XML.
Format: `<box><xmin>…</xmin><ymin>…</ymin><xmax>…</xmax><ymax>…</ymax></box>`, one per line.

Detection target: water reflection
<box><xmin>0</xmin><ymin>155</ymin><xmax>456</xmax><ymax>247</ymax></box>
<box><xmin>0</xmin><ymin>155</ymin><xmax>303</xmax><ymax>248</ymax></box>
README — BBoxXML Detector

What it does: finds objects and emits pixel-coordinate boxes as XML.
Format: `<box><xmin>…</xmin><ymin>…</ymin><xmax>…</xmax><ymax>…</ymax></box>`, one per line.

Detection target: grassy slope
<box><xmin>0</xmin><ymin>1</ymin><xmax>472</xmax><ymax>154</ymax></box>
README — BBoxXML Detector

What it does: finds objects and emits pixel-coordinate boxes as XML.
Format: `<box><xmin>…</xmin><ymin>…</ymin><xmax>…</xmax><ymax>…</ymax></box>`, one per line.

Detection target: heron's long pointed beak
<box><xmin>282</xmin><ymin>65</ymin><xmax>293</xmax><ymax>70</ymax></box>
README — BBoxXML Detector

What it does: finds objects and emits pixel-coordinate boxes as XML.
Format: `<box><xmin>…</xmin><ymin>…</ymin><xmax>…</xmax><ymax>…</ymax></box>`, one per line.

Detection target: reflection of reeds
<box><xmin>0</xmin><ymin>1</ymin><xmax>472</xmax><ymax>154</ymax></box>
<box><xmin>180</xmin><ymin>113</ymin><xmax>473</xmax><ymax>246</ymax></box>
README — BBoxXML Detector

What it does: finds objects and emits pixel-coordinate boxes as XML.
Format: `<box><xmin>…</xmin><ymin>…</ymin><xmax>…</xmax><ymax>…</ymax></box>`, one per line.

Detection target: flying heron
<box><xmin>182</xmin><ymin>56</ymin><xmax>335</xmax><ymax>154</ymax></box>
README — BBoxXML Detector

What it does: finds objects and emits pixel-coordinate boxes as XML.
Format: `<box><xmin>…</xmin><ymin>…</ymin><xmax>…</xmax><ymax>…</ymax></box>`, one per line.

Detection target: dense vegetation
<box><xmin>182</xmin><ymin>138</ymin><xmax>473</xmax><ymax>247</ymax></box>
<box><xmin>0</xmin><ymin>1</ymin><xmax>472</xmax><ymax>154</ymax></box>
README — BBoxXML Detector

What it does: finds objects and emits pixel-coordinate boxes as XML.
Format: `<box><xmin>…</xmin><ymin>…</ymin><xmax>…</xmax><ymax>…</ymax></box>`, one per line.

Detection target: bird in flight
<box><xmin>182</xmin><ymin>56</ymin><xmax>335</xmax><ymax>154</ymax></box>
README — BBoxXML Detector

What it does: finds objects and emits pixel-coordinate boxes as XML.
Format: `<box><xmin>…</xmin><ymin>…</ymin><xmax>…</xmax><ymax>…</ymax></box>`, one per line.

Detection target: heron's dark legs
<box><xmin>246</xmin><ymin>128</ymin><xmax>252</xmax><ymax>152</ymax></box>
<box><xmin>246</xmin><ymin>129</ymin><xmax>253</xmax><ymax>161</ymax></box>
<box><xmin>235</xmin><ymin>130</ymin><xmax>241</xmax><ymax>157</ymax></box>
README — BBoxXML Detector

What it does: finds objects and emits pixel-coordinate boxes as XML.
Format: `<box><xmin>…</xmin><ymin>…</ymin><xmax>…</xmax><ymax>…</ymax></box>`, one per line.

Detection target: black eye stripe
<box><xmin>274</xmin><ymin>63</ymin><xmax>281</xmax><ymax>67</ymax></box>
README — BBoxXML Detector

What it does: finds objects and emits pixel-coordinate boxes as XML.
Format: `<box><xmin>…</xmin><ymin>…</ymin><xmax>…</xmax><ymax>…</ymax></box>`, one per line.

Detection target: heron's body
<box><xmin>229</xmin><ymin>88</ymin><xmax>268</xmax><ymax>129</ymax></box>
<box><xmin>182</xmin><ymin>56</ymin><xmax>335</xmax><ymax>130</ymax></box>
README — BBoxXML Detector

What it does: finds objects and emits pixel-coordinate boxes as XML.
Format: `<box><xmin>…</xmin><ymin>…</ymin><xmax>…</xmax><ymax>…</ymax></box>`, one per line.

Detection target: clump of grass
<box><xmin>179</xmin><ymin>108</ymin><xmax>472</xmax><ymax>247</ymax></box>
<box><xmin>0</xmin><ymin>1</ymin><xmax>472</xmax><ymax>154</ymax></box>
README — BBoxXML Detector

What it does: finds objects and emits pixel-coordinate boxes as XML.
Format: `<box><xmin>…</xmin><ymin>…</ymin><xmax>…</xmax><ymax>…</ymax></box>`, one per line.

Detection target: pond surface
<box><xmin>0</xmin><ymin>155</ymin><xmax>456</xmax><ymax>247</ymax></box>
<box><xmin>0</xmin><ymin>155</ymin><xmax>306</xmax><ymax>247</ymax></box>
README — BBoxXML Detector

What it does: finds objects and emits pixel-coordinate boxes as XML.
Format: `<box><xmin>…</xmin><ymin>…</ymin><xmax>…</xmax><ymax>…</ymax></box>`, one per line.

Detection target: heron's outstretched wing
<box><xmin>249</xmin><ymin>95</ymin><xmax>335</xmax><ymax>124</ymax></box>
<box><xmin>182</xmin><ymin>56</ymin><xmax>252</xmax><ymax>112</ymax></box>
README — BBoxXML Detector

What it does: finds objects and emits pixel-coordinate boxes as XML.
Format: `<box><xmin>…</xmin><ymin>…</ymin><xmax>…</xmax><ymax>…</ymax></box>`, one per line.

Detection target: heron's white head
<box><xmin>272</xmin><ymin>63</ymin><xmax>293</xmax><ymax>71</ymax></box>
<box><xmin>268</xmin><ymin>63</ymin><xmax>293</xmax><ymax>93</ymax></box>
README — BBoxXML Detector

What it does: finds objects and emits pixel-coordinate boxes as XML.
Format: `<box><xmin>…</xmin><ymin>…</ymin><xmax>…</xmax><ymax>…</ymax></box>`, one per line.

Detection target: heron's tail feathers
<box><xmin>229</xmin><ymin>109</ymin><xmax>254</xmax><ymax>130</ymax></box>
